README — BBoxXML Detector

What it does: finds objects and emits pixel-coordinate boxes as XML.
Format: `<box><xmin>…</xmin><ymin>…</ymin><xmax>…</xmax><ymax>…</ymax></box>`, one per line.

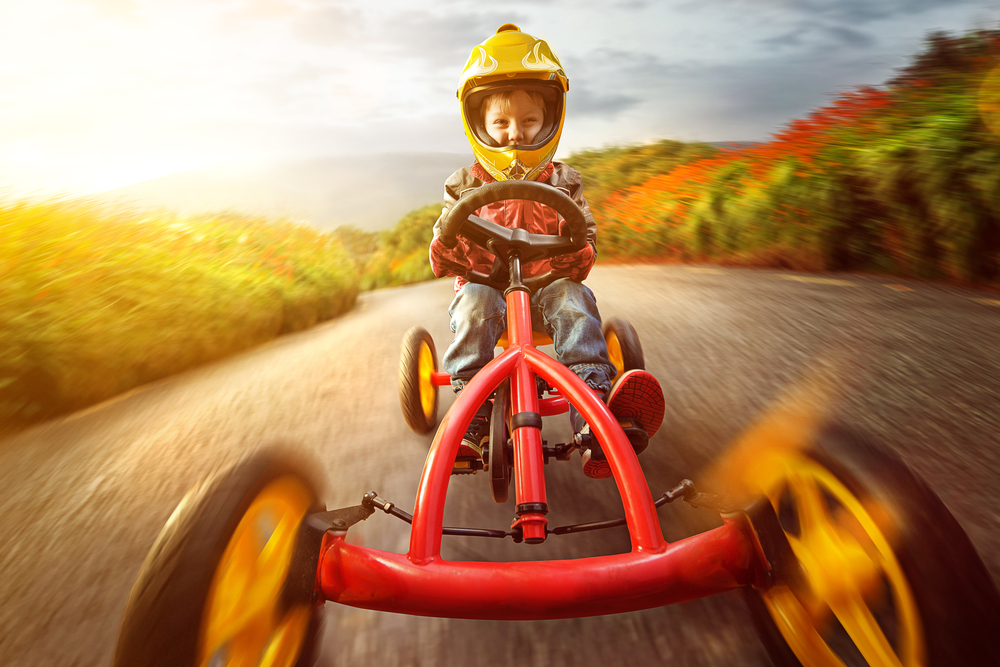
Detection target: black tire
<box><xmin>602</xmin><ymin>318</ymin><xmax>644</xmax><ymax>381</ymax></box>
<box><xmin>742</xmin><ymin>425</ymin><xmax>1000</xmax><ymax>667</ymax></box>
<box><xmin>114</xmin><ymin>447</ymin><xmax>325</xmax><ymax>667</ymax></box>
<box><xmin>399</xmin><ymin>326</ymin><xmax>439</xmax><ymax>434</ymax></box>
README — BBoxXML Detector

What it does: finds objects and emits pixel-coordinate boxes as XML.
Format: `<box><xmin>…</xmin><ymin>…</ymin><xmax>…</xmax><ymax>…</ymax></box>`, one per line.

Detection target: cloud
<box><xmin>611</xmin><ymin>0</ymin><xmax>654</xmax><ymax>9</ymax></box>
<box><xmin>568</xmin><ymin>84</ymin><xmax>640</xmax><ymax>117</ymax></box>
<box><xmin>73</xmin><ymin>0</ymin><xmax>139</xmax><ymax>19</ymax></box>
<box><xmin>378</xmin><ymin>10</ymin><xmax>532</xmax><ymax>69</ymax></box>
<box><xmin>283</xmin><ymin>7</ymin><xmax>537</xmax><ymax>76</ymax></box>
<box><xmin>5</xmin><ymin>0</ymin><xmax>993</xmax><ymax>198</ymax></box>
<box><xmin>761</xmin><ymin>27</ymin><xmax>809</xmax><ymax>49</ymax></box>
<box><xmin>566</xmin><ymin>48</ymin><xmax>680</xmax><ymax>84</ymax></box>
<box><xmin>761</xmin><ymin>22</ymin><xmax>875</xmax><ymax>50</ymax></box>
<box><xmin>804</xmin><ymin>0</ymin><xmax>978</xmax><ymax>24</ymax></box>
<box><xmin>654</xmin><ymin>48</ymin><xmax>889</xmax><ymax>139</ymax></box>
<box><xmin>214</xmin><ymin>0</ymin><xmax>300</xmax><ymax>31</ymax></box>
<box><xmin>0</xmin><ymin>107</ymin><xmax>112</xmax><ymax>142</ymax></box>
<box><xmin>824</xmin><ymin>25</ymin><xmax>875</xmax><ymax>48</ymax></box>
<box><xmin>292</xmin><ymin>6</ymin><xmax>362</xmax><ymax>46</ymax></box>
<box><xmin>557</xmin><ymin>28</ymin><xmax>909</xmax><ymax>147</ymax></box>
<box><xmin>560</xmin><ymin>48</ymin><xmax>681</xmax><ymax>119</ymax></box>
<box><xmin>703</xmin><ymin>0</ymin><xmax>982</xmax><ymax>25</ymax></box>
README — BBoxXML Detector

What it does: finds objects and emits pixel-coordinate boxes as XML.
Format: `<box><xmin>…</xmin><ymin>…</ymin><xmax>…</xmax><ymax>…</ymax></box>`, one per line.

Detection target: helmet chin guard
<box><xmin>458</xmin><ymin>25</ymin><xmax>569</xmax><ymax>181</ymax></box>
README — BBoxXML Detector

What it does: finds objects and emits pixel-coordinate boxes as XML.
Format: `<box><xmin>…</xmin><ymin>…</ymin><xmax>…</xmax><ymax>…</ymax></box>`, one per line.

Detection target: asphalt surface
<box><xmin>2</xmin><ymin>264</ymin><xmax>999</xmax><ymax>667</ymax></box>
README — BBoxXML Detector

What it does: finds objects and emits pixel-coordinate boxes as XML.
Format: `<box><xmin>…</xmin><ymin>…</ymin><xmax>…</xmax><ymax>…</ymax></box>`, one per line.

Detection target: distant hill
<box><xmin>97</xmin><ymin>152</ymin><xmax>473</xmax><ymax>232</ymax></box>
<box><xmin>96</xmin><ymin>145</ymin><xmax>760</xmax><ymax>232</ymax></box>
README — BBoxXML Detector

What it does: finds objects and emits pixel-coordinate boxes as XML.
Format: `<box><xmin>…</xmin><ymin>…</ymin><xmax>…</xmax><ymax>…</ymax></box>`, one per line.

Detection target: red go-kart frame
<box><xmin>112</xmin><ymin>180</ymin><xmax>1000</xmax><ymax>667</ymax></box>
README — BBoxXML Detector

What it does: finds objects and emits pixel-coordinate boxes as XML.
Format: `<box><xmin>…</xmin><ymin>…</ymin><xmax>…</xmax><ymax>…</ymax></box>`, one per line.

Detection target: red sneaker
<box><xmin>581</xmin><ymin>370</ymin><xmax>665</xmax><ymax>479</ymax></box>
<box><xmin>606</xmin><ymin>369</ymin><xmax>664</xmax><ymax>439</ymax></box>
<box><xmin>458</xmin><ymin>400</ymin><xmax>492</xmax><ymax>459</ymax></box>
<box><xmin>581</xmin><ymin>436</ymin><xmax>613</xmax><ymax>479</ymax></box>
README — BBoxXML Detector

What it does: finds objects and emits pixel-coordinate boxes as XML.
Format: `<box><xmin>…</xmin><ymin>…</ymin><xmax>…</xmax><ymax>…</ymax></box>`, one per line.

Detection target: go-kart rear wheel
<box><xmin>741</xmin><ymin>425</ymin><xmax>1000</xmax><ymax>667</ymax></box>
<box><xmin>399</xmin><ymin>326</ymin><xmax>439</xmax><ymax>434</ymax></box>
<box><xmin>113</xmin><ymin>447</ymin><xmax>325</xmax><ymax>667</ymax></box>
<box><xmin>602</xmin><ymin>318</ymin><xmax>644</xmax><ymax>382</ymax></box>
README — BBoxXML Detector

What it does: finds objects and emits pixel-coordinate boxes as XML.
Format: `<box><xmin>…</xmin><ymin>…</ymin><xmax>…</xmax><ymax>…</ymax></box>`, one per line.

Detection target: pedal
<box><xmin>572</xmin><ymin>421</ymin><xmax>648</xmax><ymax>455</ymax></box>
<box><xmin>572</xmin><ymin>429</ymin><xmax>595</xmax><ymax>449</ymax></box>
<box><xmin>618</xmin><ymin>418</ymin><xmax>649</xmax><ymax>455</ymax></box>
<box><xmin>542</xmin><ymin>441</ymin><xmax>573</xmax><ymax>463</ymax></box>
<box><xmin>452</xmin><ymin>457</ymin><xmax>484</xmax><ymax>475</ymax></box>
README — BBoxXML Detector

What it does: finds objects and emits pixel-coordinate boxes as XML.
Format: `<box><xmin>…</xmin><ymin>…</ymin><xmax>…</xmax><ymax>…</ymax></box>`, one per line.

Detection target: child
<box><xmin>428</xmin><ymin>24</ymin><xmax>664</xmax><ymax>479</ymax></box>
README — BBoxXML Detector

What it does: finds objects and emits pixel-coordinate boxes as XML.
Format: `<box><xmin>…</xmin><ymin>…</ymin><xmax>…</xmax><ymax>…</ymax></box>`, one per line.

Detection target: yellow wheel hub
<box><xmin>759</xmin><ymin>455</ymin><xmax>924</xmax><ymax>667</ymax></box>
<box><xmin>606</xmin><ymin>331</ymin><xmax>624</xmax><ymax>381</ymax></box>
<box><xmin>418</xmin><ymin>342</ymin><xmax>436</xmax><ymax>420</ymax></box>
<box><xmin>198</xmin><ymin>475</ymin><xmax>315</xmax><ymax>667</ymax></box>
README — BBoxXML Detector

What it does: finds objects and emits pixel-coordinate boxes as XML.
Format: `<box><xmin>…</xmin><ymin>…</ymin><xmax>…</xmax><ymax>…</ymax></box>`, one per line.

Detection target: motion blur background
<box><xmin>4</xmin><ymin>2</ymin><xmax>1000</xmax><ymax>666</ymax></box>
<box><xmin>2</xmin><ymin>0</ymin><xmax>998</xmax><ymax>227</ymax></box>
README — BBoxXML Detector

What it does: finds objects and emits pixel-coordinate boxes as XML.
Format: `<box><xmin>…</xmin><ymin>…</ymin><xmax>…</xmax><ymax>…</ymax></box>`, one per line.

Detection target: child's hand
<box><xmin>550</xmin><ymin>220</ymin><xmax>595</xmax><ymax>279</ymax></box>
<box><xmin>429</xmin><ymin>235</ymin><xmax>472</xmax><ymax>277</ymax></box>
<box><xmin>549</xmin><ymin>243</ymin><xmax>595</xmax><ymax>277</ymax></box>
<box><xmin>436</xmin><ymin>254</ymin><xmax>472</xmax><ymax>276</ymax></box>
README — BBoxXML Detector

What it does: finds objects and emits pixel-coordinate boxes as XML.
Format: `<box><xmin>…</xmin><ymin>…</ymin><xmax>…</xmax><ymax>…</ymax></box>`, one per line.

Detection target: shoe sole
<box><xmin>606</xmin><ymin>370</ymin><xmax>664</xmax><ymax>438</ymax></box>
<box><xmin>458</xmin><ymin>401</ymin><xmax>492</xmax><ymax>460</ymax></box>
<box><xmin>458</xmin><ymin>439</ymin><xmax>484</xmax><ymax>459</ymax></box>
<box><xmin>581</xmin><ymin>448</ymin><xmax>613</xmax><ymax>479</ymax></box>
<box><xmin>457</xmin><ymin>446</ymin><xmax>480</xmax><ymax>458</ymax></box>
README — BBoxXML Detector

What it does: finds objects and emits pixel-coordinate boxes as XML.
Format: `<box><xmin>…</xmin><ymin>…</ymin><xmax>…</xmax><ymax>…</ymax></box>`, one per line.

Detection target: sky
<box><xmin>1</xmin><ymin>0</ymin><xmax>998</xmax><ymax>197</ymax></box>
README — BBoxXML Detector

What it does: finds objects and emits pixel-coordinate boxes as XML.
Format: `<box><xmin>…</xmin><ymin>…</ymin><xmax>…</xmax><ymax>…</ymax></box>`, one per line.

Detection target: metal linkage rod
<box><xmin>360</xmin><ymin>480</ymin><xmax>702</xmax><ymax>542</ymax></box>
<box><xmin>548</xmin><ymin>480</ymin><xmax>697</xmax><ymax>536</ymax></box>
<box><xmin>364</xmin><ymin>492</ymin><xmax>510</xmax><ymax>539</ymax></box>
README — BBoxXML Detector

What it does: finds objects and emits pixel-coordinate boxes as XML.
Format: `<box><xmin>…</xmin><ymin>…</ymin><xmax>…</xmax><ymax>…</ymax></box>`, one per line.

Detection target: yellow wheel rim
<box><xmin>418</xmin><ymin>341</ymin><xmax>436</xmax><ymax>421</ymax></box>
<box><xmin>606</xmin><ymin>331</ymin><xmax>624</xmax><ymax>381</ymax></box>
<box><xmin>978</xmin><ymin>63</ymin><xmax>1000</xmax><ymax>139</ymax></box>
<box><xmin>758</xmin><ymin>455</ymin><xmax>924</xmax><ymax>667</ymax></box>
<box><xmin>198</xmin><ymin>475</ymin><xmax>315</xmax><ymax>667</ymax></box>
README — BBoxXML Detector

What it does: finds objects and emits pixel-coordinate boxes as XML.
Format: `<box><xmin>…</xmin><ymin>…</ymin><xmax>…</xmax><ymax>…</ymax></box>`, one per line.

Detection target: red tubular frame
<box><xmin>319</xmin><ymin>518</ymin><xmax>753</xmax><ymax>619</ymax></box>
<box><xmin>317</xmin><ymin>285</ymin><xmax>766</xmax><ymax>618</ymax></box>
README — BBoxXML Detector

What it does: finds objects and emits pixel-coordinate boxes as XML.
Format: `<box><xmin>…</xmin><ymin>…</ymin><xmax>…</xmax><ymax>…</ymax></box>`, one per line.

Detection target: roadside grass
<box><xmin>591</xmin><ymin>28</ymin><xmax>1000</xmax><ymax>284</ymax></box>
<box><xmin>1</xmin><ymin>199</ymin><xmax>359</xmax><ymax>435</ymax></box>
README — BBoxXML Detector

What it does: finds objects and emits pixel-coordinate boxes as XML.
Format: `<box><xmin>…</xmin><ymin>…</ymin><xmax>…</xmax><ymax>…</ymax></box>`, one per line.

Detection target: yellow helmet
<box><xmin>458</xmin><ymin>24</ymin><xmax>569</xmax><ymax>181</ymax></box>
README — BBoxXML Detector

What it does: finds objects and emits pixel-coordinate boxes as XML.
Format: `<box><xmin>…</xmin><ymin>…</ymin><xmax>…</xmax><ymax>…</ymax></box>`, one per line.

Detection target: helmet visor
<box><xmin>463</xmin><ymin>79</ymin><xmax>564</xmax><ymax>151</ymax></box>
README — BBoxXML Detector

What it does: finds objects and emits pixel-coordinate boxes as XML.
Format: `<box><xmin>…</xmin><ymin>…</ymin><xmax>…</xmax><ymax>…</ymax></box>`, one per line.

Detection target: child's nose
<box><xmin>508</xmin><ymin>124</ymin><xmax>522</xmax><ymax>144</ymax></box>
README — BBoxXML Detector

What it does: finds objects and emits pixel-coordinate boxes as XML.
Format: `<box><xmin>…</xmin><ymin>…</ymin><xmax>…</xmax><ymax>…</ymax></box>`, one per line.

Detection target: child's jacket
<box><xmin>429</xmin><ymin>161</ymin><xmax>598</xmax><ymax>292</ymax></box>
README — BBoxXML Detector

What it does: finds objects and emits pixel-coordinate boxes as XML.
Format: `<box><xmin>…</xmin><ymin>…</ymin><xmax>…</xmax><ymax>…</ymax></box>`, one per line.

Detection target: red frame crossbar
<box><xmin>318</xmin><ymin>519</ymin><xmax>754</xmax><ymax>619</ymax></box>
<box><xmin>317</xmin><ymin>286</ymin><xmax>767</xmax><ymax>618</ymax></box>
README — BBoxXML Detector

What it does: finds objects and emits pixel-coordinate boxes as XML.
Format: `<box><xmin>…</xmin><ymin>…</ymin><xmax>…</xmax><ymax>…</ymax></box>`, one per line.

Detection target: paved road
<box><xmin>2</xmin><ymin>265</ymin><xmax>999</xmax><ymax>667</ymax></box>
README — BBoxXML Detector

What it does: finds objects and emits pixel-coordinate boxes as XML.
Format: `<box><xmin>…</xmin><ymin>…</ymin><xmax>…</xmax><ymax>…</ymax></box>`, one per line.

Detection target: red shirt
<box><xmin>429</xmin><ymin>161</ymin><xmax>597</xmax><ymax>291</ymax></box>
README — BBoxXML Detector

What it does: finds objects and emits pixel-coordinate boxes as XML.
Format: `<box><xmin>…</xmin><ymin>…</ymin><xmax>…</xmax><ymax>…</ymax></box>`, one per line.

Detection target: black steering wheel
<box><xmin>437</xmin><ymin>180</ymin><xmax>589</xmax><ymax>291</ymax></box>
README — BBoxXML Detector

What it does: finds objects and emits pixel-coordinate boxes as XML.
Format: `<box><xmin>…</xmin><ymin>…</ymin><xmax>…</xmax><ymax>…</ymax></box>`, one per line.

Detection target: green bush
<box><xmin>0</xmin><ymin>201</ymin><xmax>359</xmax><ymax>433</ymax></box>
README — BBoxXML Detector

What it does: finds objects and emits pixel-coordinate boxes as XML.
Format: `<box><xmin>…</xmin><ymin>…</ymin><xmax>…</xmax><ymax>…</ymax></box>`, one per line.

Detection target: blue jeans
<box><xmin>442</xmin><ymin>279</ymin><xmax>617</xmax><ymax>395</ymax></box>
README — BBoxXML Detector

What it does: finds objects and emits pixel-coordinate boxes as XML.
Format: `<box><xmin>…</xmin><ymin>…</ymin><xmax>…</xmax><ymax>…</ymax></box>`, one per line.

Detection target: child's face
<box><xmin>484</xmin><ymin>90</ymin><xmax>545</xmax><ymax>146</ymax></box>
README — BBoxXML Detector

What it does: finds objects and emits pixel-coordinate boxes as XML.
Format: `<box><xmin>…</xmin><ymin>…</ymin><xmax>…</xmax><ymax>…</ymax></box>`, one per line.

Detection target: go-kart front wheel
<box><xmin>399</xmin><ymin>326</ymin><xmax>439</xmax><ymax>434</ymax></box>
<box><xmin>113</xmin><ymin>447</ymin><xmax>325</xmax><ymax>667</ymax></box>
<box><xmin>602</xmin><ymin>317</ymin><xmax>644</xmax><ymax>382</ymax></box>
<box><xmin>742</xmin><ymin>426</ymin><xmax>1000</xmax><ymax>667</ymax></box>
